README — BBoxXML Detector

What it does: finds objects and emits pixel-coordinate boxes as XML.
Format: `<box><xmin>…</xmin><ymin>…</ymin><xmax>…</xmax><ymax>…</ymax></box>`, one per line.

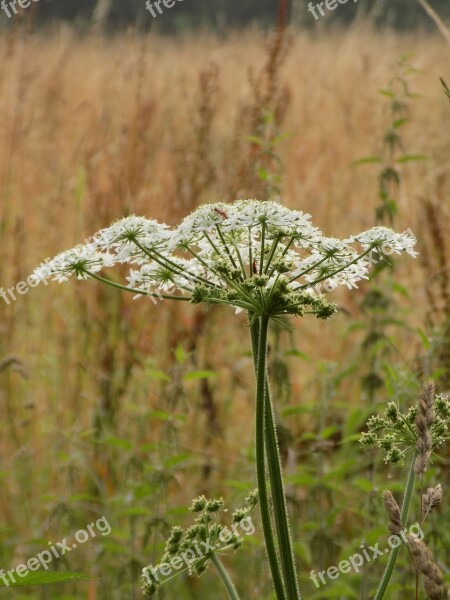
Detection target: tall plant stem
<box><xmin>251</xmin><ymin>315</ymin><xmax>301</xmax><ymax>600</ymax></box>
<box><xmin>210</xmin><ymin>554</ymin><xmax>241</xmax><ymax>600</ymax></box>
<box><xmin>253</xmin><ymin>315</ymin><xmax>287</xmax><ymax>600</ymax></box>
<box><xmin>264</xmin><ymin>369</ymin><xmax>301</xmax><ymax>599</ymax></box>
<box><xmin>374</xmin><ymin>456</ymin><xmax>417</xmax><ymax>600</ymax></box>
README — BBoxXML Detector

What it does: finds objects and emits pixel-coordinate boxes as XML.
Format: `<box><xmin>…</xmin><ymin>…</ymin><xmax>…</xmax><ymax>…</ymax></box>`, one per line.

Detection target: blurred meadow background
<box><xmin>0</xmin><ymin>0</ymin><xmax>449</xmax><ymax>598</ymax></box>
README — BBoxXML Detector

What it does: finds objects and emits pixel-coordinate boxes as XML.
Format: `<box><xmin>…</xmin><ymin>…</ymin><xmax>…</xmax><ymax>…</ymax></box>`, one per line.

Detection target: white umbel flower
<box><xmin>33</xmin><ymin>199</ymin><xmax>417</xmax><ymax>317</ymax></box>
<box><xmin>347</xmin><ymin>227</ymin><xmax>418</xmax><ymax>258</ymax></box>
<box><xmin>33</xmin><ymin>244</ymin><xmax>114</xmax><ymax>283</ymax></box>
<box><xmin>93</xmin><ymin>216</ymin><xmax>171</xmax><ymax>263</ymax></box>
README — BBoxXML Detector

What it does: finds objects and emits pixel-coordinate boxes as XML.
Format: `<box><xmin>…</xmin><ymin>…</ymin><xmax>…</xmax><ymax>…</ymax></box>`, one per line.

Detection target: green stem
<box><xmin>254</xmin><ymin>315</ymin><xmax>287</xmax><ymax>600</ymax></box>
<box><xmin>250</xmin><ymin>317</ymin><xmax>301</xmax><ymax>600</ymax></box>
<box><xmin>264</xmin><ymin>374</ymin><xmax>301</xmax><ymax>598</ymax></box>
<box><xmin>85</xmin><ymin>271</ymin><xmax>191</xmax><ymax>302</ymax></box>
<box><xmin>373</xmin><ymin>456</ymin><xmax>417</xmax><ymax>600</ymax></box>
<box><xmin>296</xmin><ymin>246</ymin><xmax>374</xmax><ymax>290</ymax></box>
<box><xmin>210</xmin><ymin>554</ymin><xmax>241</xmax><ymax>600</ymax></box>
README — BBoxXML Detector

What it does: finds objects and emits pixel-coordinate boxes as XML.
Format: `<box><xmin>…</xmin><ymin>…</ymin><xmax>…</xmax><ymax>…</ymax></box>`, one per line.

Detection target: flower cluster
<box><xmin>141</xmin><ymin>491</ymin><xmax>258</xmax><ymax>597</ymax></box>
<box><xmin>360</xmin><ymin>394</ymin><xmax>450</xmax><ymax>465</ymax></box>
<box><xmin>33</xmin><ymin>200</ymin><xmax>417</xmax><ymax>320</ymax></box>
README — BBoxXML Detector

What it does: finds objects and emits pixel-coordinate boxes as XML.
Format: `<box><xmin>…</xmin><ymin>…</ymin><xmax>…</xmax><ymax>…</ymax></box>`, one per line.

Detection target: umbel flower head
<box><xmin>141</xmin><ymin>491</ymin><xmax>258</xmax><ymax>597</ymax></box>
<box><xmin>360</xmin><ymin>386</ymin><xmax>450</xmax><ymax>465</ymax></box>
<box><xmin>33</xmin><ymin>200</ymin><xmax>417</xmax><ymax>321</ymax></box>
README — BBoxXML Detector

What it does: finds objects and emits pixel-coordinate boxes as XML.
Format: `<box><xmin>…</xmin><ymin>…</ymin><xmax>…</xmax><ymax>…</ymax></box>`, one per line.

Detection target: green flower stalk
<box><xmin>33</xmin><ymin>199</ymin><xmax>417</xmax><ymax>599</ymax></box>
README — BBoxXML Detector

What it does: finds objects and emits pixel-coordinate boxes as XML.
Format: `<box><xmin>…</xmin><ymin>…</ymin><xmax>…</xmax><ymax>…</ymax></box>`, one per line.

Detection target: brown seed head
<box><xmin>415</xmin><ymin>381</ymin><xmax>436</xmax><ymax>476</ymax></box>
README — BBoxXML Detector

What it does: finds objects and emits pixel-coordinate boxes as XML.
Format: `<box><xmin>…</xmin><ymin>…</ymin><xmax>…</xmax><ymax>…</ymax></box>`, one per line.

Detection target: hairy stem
<box><xmin>210</xmin><ymin>554</ymin><xmax>241</xmax><ymax>600</ymax></box>
<box><xmin>374</xmin><ymin>457</ymin><xmax>416</xmax><ymax>600</ymax></box>
<box><xmin>251</xmin><ymin>316</ymin><xmax>301</xmax><ymax>599</ymax></box>
<box><xmin>264</xmin><ymin>374</ymin><xmax>301</xmax><ymax>599</ymax></box>
<box><xmin>253</xmin><ymin>315</ymin><xmax>287</xmax><ymax>600</ymax></box>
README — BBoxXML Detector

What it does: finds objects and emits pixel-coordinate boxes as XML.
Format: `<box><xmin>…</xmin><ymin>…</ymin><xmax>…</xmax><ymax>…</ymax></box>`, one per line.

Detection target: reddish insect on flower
<box><xmin>214</xmin><ymin>208</ymin><xmax>228</xmax><ymax>219</ymax></box>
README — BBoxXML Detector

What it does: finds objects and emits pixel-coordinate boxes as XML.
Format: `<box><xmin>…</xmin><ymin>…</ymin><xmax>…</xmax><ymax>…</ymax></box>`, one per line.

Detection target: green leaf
<box><xmin>163</xmin><ymin>453</ymin><xmax>191</xmax><ymax>469</ymax></box>
<box><xmin>391</xmin><ymin>282</ymin><xmax>410</xmax><ymax>299</ymax></box>
<box><xmin>146</xmin><ymin>369</ymin><xmax>171</xmax><ymax>382</ymax></box>
<box><xmin>103</xmin><ymin>436</ymin><xmax>133</xmax><ymax>450</ymax></box>
<box><xmin>378</xmin><ymin>88</ymin><xmax>395</xmax><ymax>98</ymax></box>
<box><xmin>340</xmin><ymin>433</ymin><xmax>361</xmax><ymax>444</ymax></box>
<box><xmin>354</xmin><ymin>478</ymin><xmax>375</xmax><ymax>493</ymax></box>
<box><xmin>417</xmin><ymin>328</ymin><xmax>431</xmax><ymax>350</ymax></box>
<box><xmin>396</xmin><ymin>154</ymin><xmax>430</xmax><ymax>163</ymax></box>
<box><xmin>284</xmin><ymin>349</ymin><xmax>309</xmax><ymax>361</ymax></box>
<box><xmin>174</xmin><ymin>344</ymin><xmax>187</xmax><ymax>364</ymax></box>
<box><xmin>257</xmin><ymin>167</ymin><xmax>270</xmax><ymax>181</ymax></box>
<box><xmin>147</xmin><ymin>410</ymin><xmax>185</xmax><ymax>422</ymax></box>
<box><xmin>441</xmin><ymin>77</ymin><xmax>450</xmax><ymax>102</ymax></box>
<box><xmin>351</xmin><ymin>156</ymin><xmax>382</xmax><ymax>166</ymax></box>
<box><xmin>281</xmin><ymin>405</ymin><xmax>314</xmax><ymax>417</ymax></box>
<box><xmin>319</xmin><ymin>426</ymin><xmax>338</xmax><ymax>439</ymax></box>
<box><xmin>183</xmin><ymin>370</ymin><xmax>216</xmax><ymax>381</ymax></box>
<box><xmin>0</xmin><ymin>571</ymin><xmax>90</xmax><ymax>588</ymax></box>
<box><xmin>246</xmin><ymin>135</ymin><xmax>264</xmax><ymax>146</ymax></box>
<box><xmin>392</xmin><ymin>118</ymin><xmax>407</xmax><ymax>128</ymax></box>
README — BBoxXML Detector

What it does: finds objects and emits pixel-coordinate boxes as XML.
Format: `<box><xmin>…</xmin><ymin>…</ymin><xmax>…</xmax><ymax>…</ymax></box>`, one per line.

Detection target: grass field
<box><xmin>0</xmin><ymin>22</ymin><xmax>449</xmax><ymax>599</ymax></box>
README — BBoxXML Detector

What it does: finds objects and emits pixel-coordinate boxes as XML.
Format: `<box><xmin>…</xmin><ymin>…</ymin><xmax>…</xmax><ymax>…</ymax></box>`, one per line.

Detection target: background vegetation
<box><xmin>0</xmin><ymin>5</ymin><xmax>449</xmax><ymax>599</ymax></box>
<box><xmin>1</xmin><ymin>0</ymin><xmax>450</xmax><ymax>31</ymax></box>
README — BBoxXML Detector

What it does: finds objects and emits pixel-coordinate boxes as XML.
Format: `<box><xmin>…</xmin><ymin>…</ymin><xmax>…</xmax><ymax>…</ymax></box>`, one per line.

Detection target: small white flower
<box><xmin>347</xmin><ymin>227</ymin><xmax>418</xmax><ymax>258</ymax></box>
<box><xmin>171</xmin><ymin>203</ymin><xmax>232</xmax><ymax>247</ymax></box>
<box><xmin>33</xmin><ymin>244</ymin><xmax>114</xmax><ymax>283</ymax></box>
<box><xmin>93</xmin><ymin>216</ymin><xmax>171</xmax><ymax>263</ymax></box>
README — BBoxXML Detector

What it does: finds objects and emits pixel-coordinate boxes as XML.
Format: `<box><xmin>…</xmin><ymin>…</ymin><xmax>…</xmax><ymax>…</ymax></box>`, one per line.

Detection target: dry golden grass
<box><xmin>0</xmin><ymin>24</ymin><xmax>449</xmax><ymax>553</ymax></box>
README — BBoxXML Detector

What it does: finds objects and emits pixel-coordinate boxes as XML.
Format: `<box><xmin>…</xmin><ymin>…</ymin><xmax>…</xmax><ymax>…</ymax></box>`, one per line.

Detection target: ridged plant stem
<box><xmin>254</xmin><ymin>315</ymin><xmax>287</xmax><ymax>599</ymax></box>
<box><xmin>374</xmin><ymin>456</ymin><xmax>417</xmax><ymax>600</ymax></box>
<box><xmin>251</xmin><ymin>315</ymin><xmax>301</xmax><ymax>600</ymax></box>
